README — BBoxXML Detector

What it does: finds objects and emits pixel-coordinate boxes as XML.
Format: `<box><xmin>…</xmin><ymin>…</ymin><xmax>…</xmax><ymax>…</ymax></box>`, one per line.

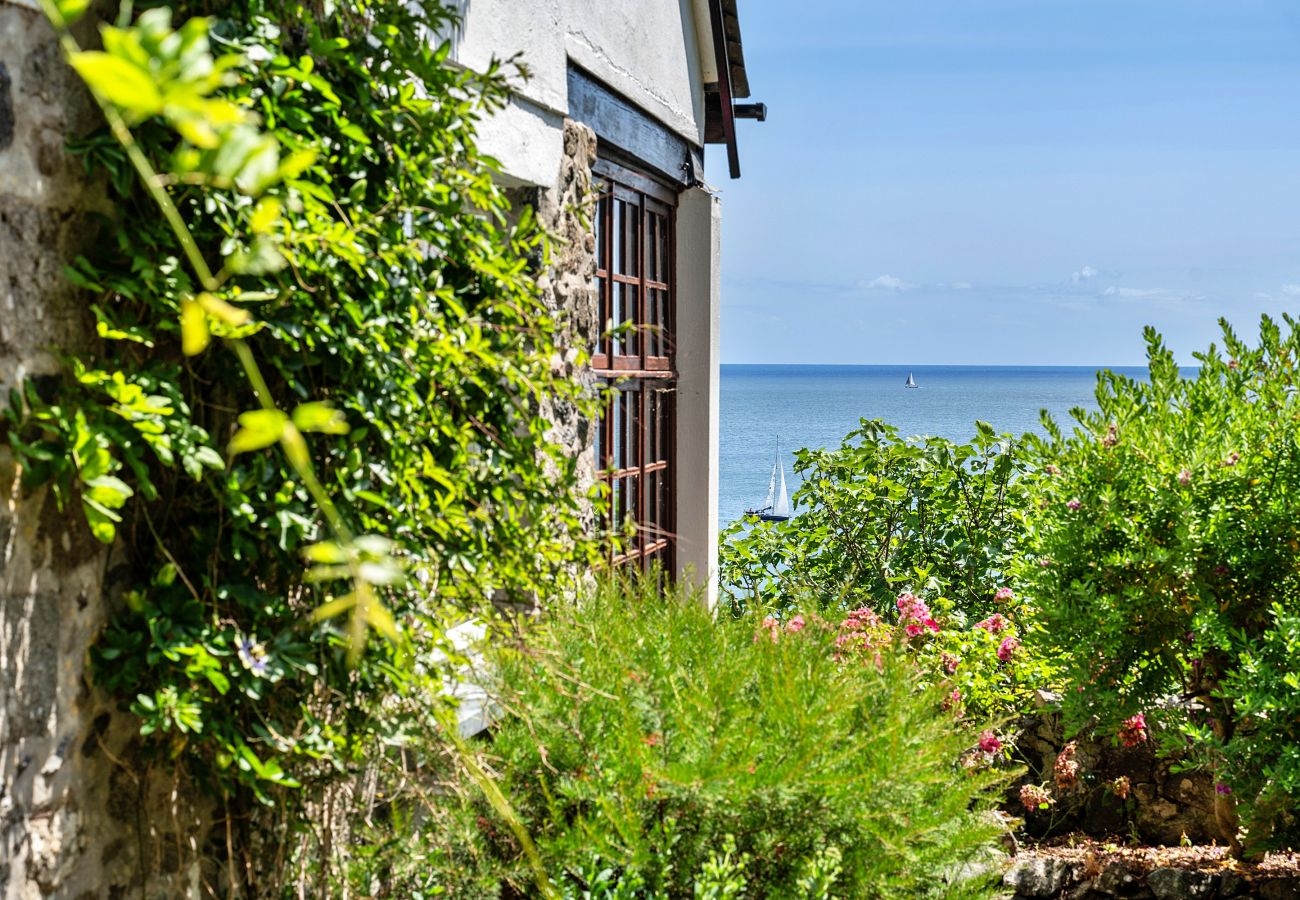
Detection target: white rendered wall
<box><xmin>560</xmin><ymin>0</ymin><xmax>704</xmax><ymax>146</ymax></box>
<box><xmin>452</xmin><ymin>0</ymin><xmax>707</xmax><ymax>185</ymax></box>
<box><xmin>673</xmin><ymin>187</ymin><xmax>722</xmax><ymax>607</ymax></box>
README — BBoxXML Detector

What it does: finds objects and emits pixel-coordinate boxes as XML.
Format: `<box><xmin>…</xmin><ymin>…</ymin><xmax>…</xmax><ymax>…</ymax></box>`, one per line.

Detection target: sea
<box><xmin>719</xmin><ymin>365</ymin><xmax>1148</xmax><ymax>525</ymax></box>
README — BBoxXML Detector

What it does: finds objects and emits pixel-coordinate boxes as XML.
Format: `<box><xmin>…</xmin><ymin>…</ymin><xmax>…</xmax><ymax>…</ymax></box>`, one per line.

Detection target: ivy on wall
<box><xmin>3</xmin><ymin>0</ymin><xmax>598</xmax><ymax>858</ymax></box>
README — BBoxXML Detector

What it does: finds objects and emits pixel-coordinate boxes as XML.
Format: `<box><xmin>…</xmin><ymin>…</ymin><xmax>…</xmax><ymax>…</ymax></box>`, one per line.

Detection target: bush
<box><xmin>1019</xmin><ymin>318</ymin><xmax>1300</xmax><ymax>854</ymax></box>
<box><xmin>719</xmin><ymin>421</ymin><xmax>1053</xmax><ymax>722</ymax></box>
<box><xmin>720</xmin><ymin>420</ymin><xmax>1026</xmax><ymax>619</ymax></box>
<box><xmin>379</xmin><ymin>578</ymin><xmax>1010</xmax><ymax>898</ymax></box>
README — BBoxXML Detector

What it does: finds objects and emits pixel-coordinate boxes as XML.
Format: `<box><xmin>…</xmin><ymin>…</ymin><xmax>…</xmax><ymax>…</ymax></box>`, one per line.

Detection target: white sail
<box><xmin>763</xmin><ymin>462</ymin><xmax>778</xmax><ymax>511</ymax></box>
<box><xmin>774</xmin><ymin>462</ymin><xmax>791</xmax><ymax>517</ymax></box>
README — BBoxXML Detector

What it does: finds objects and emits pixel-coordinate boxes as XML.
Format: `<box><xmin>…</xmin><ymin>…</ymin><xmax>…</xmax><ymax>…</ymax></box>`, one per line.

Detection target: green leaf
<box><xmin>81</xmin><ymin>498</ymin><xmax>121</xmax><ymax>543</ymax></box>
<box><xmin>291</xmin><ymin>401</ymin><xmax>349</xmax><ymax>434</ymax></box>
<box><xmin>50</xmin><ymin>0</ymin><xmax>91</xmax><ymax>26</ymax></box>
<box><xmin>228</xmin><ymin>409</ymin><xmax>288</xmax><ymax>455</ymax></box>
<box><xmin>84</xmin><ymin>474</ymin><xmax>134</xmax><ymax>509</ymax></box>
<box><xmin>180</xmin><ymin>297</ymin><xmax>209</xmax><ymax>356</ymax></box>
<box><xmin>68</xmin><ymin>52</ymin><xmax>162</xmax><ymax>117</ymax></box>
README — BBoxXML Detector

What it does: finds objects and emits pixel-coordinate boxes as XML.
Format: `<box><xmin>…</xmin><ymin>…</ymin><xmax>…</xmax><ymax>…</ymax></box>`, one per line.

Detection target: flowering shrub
<box><xmin>397</xmin><ymin>578</ymin><xmax>1009</xmax><ymax>898</ymax></box>
<box><xmin>720</xmin><ymin>420</ymin><xmax>1028</xmax><ymax>619</ymax></box>
<box><xmin>1020</xmin><ymin>318</ymin><xmax>1300</xmax><ymax>855</ymax></box>
<box><xmin>1019</xmin><ymin>784</ymin><xmax>1053</xmax><ymax>812</ymax></box>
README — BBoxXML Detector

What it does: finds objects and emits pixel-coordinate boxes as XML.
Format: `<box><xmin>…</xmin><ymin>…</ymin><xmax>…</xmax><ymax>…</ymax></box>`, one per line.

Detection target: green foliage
<box><xmin>719</xmin><ymin>421</ymin><xmax>1053</xmax><ymax>721</ymax></box>
<box><xmin>5</xmin><ymin>0</ymin><xmax>597</xmax><ymax>841</ymax></box>
<box><xmin>377</xmin><ymin>578</ymin><xmax>1009</xmax><ymax>898</ymax></box>
<box><xmin>1019</xmin><ymin>317</ymin><xmax>1300</xmax><ymax>853</ymax></box>
<box><xmin>720</xmin><ymin>420</ymin><xmax>1027</xmax><ymax>618</ymax></box>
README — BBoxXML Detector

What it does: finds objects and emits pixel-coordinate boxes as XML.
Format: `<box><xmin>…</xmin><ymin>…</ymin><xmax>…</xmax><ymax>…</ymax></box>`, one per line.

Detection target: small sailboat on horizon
<box><xmin>904</xmin><ymin>371</ymin><xmax>920</xmax><ymax>389</ymax></box>
<box><xmin>745</xmin><ymin>446</ymin><xmax>791</xmax><ymax>522</ymax></box>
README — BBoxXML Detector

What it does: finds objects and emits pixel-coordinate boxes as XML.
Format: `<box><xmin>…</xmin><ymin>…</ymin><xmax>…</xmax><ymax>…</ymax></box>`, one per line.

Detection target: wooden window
<box><xmin>591</xmin><ymin>158</ymin><xmax>676</xmax><ymax>572</ymax></box>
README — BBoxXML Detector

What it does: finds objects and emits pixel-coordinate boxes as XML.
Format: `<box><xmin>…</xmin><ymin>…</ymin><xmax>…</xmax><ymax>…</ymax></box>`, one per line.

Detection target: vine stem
<box><xmin>41</xmin><ymin>1</ymin><xmax>377</xmax><ymax>648</ymax></box>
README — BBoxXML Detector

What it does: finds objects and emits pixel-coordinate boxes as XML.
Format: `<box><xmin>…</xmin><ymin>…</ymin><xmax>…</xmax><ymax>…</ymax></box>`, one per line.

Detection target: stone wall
<box><xmin>1004</xmin><ymin>850</ymin><xmax>1300</xmax><ymax>899</ymax></box>
<box><xmin>503</xmin><ymin>117</ymin><xmax>600</xmax><ymax>604</ymax></box>
<box><xmin>1012</xmin><ymin>705</ymin><xmax>1220</xmax><ymax>847</ymax></box>
<box><xmin>1</xmin><ymin>5</ymin><xmax>209</xmax><ymax>897</ymax></box>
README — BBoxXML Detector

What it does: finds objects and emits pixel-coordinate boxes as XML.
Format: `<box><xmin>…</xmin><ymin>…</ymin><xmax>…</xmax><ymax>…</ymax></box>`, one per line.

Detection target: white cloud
<box><xmin>1103</xmin><ymin>286</ymin><xmax>1159</xmax><ymax>299</ymax></box>
<box><xmin>951</xmin><ymin>281</ymin><xmax>973</xmax><ymax>290</ymax></box>
<box><xmin>861</xmin><ymin>274</ymin><xmax>912</xmax><ymax>291</ymax></box>
<box><xmin>1071</xmin><ymin>265</ymin><xmax>1098</xmax><ymax>284</ymax></box>
<box><xmin>1099</xmin><ymin>286</ymin><xmax>1205</xmax><ymax>306</ymax></box>
<box><xmin>1281</xmin><ymin>284</ymin><xmax>1300</xmax><ymax>296</ymax></box>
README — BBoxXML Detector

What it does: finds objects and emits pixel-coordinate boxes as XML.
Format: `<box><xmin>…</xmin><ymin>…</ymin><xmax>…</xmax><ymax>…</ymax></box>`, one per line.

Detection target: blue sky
<box><xmin>704</xmin><ymin>1</ymin><xmax>1300</xmax><ymax>365</ymax></box>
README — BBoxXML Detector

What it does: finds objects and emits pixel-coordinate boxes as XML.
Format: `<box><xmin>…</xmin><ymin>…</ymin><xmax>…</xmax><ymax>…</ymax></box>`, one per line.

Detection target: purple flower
<box><xmin>237</xmin><ymin>637</ymin><xmax>270</xmax><ymax>677</ymax></box>
<box><xmin>1066</xmin><ymin>498</ymin><xmax>1082</xmax><ymax>511</ymax></box>
<box><xmin>1215</xmin><ymin>782</ymin><xmax>1233</xmax><ymax>796</ymax></box>
<box><xmin>1177</xmin><ymin>469</ymin><xmax>1192</xmax><ymax>486</ymax></box>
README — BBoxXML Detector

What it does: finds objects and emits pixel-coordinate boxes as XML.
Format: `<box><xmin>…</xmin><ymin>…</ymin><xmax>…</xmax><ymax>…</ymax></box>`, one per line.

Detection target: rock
<box><xmin>1217</xmin><ymin>872</ymin><xmax>1247</xmax><ymax>897</ymax></box>
<box><xmin>1093</xmin><ymin>862</ymin><xmax>1143</xmax><ymax>896</ymax></box>
<box><xmin>1259</xmin><ymin>878</ymin><xmax>1300</xmax><ymax>900</ymax></box>
<box><xmin>1034</xmin><ymin>689</ymin><xmax>1063</xmax><ymax>709</ymax></box>
<box><xmin>1146</xmin><ymin>867</ymin><xmax>1217</xmax><ymax>899</ymax></box>
<box><xmin>1005</xmin><ymin>857</ymin><xmax>1079</xmax><ymax>897</ymax></box>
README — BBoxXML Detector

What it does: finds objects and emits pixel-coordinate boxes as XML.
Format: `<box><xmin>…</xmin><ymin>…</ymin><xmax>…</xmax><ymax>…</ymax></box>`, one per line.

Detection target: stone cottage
<box><xmin>453</xmin><ymin>0</ymin><xmax>763</xmax><ymax>605</ymax></box>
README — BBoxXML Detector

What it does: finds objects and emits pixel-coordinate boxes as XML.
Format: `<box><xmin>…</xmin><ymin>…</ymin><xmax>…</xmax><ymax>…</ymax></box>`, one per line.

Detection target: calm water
<box><xmin>719</xmin><ymin>365</ymin><xmax>1148</xmax><ymax>524</ymax></box>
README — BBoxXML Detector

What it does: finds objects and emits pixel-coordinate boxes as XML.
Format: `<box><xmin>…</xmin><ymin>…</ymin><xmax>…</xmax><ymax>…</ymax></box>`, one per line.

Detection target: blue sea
<box><xmin>719</xmin><ymin>365</ymin><xmax>1148</xmax><ymax>524</ymax></box>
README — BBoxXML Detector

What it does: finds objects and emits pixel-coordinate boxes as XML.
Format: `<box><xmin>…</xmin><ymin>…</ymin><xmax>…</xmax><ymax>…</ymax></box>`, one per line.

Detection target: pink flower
<box><xmin>1177</xmin><ymin>469</ymin><xmax>1192</xmax><ymax>486</ymax></box>
<box><xmin>896</xmin><ymin>592</ymin><xmax>940</xmax><ymax>636</ymax></box>
<box><xmin>1054</xmin><ymin>742</ymin><xmax>1079</xmax><ymax>791</ymax></box>
<box><xmin>756</xmin><ymin>616</ymin><xmax>780</xmax><ymax>643</ymax></box>
<box><xmin>943</xmin><ymin>688</ymin><xmax>962</xmax><ymax>713</ymax></box>
<box><xmin>1215</xmin><ymin>782</ymin><xmax>1232</xmax><ymax>796</ymax></box>
<box><xmin>994</xmin><ymin>587</ymin><xmax>1015</xmax><ymax>603</ymax></box>
<box><xmin>941</xmin><ymin>652</ymin><xmax>960</xmax><ymax>675</ymax></box>
<box><xmin>978</xmin><ymin>730</ymin><xmax>1003</xmax><ymax>754</ymax></box>
<box><xmin>1110</xmin><ymin>776</ymin><xmax>1131</xmax><ymax>800</ymax></box>
<box><xmin>1223</xmin><ymin>451</ymin><xmax>1240</xmax><ymax>467</ymax></box>
<box><xmin>1119</xmin><ymin>713</ymin><xmax>1147</xmax><ymax>747</ymax></box>
<box><xmin>1039</xmin><ymin>557</ymin><xmax>1052</xmax><ymax>567</ymax></box>
<box><xmin>1228</xmin><ymin>358</ymin><xmax>1240</xmax><ymax>370</ymax></box>
<box><xmin>785</xmin><ymin>614</ymin><xmax>806</xmax><ymax>634</ymax></box>
<box><xmin>1020</xmin><ymin>784</ymin><xmax>1053</xmax><ymax>810</ymax></box>
<box><xmin>976</xmin><ymin>614</ymin><xmax>1009</xmax><ymax>634</ymax></box>
<box><xmin>997</xmin><ymin>635</ymin><xmax>1020</xmax><ymax>662</ymax></box>
<box><xmin>1066</xmin><ymin>498</ymin><xmax>1082</xmax><ymax>511</ymax></box>
<box><xmin>834</xmin><ymin>608</ymin><xmax>887</xmax><ymax>663</ymax></box>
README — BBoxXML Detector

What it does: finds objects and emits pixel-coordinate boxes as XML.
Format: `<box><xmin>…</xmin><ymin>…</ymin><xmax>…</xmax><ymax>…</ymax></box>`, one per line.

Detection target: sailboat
<box><xmin>904</xmin><ymin>371</ymin><xmax>920</xmax><ymax>389</ymax></box>
<box><xmin>745</xmin><ymin>448</ymin><xmax>791</xmax><ymax>522</ymax></box>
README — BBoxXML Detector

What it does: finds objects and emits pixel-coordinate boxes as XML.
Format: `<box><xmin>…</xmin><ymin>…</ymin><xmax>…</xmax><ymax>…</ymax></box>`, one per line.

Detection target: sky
<box><xmin>703</xmin><ymin>0</ymin><xmax>1300</xmax><ymax>366</ymax></box>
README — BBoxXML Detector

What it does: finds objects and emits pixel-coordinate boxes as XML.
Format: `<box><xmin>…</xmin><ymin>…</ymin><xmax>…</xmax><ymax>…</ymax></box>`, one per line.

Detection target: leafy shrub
<box><xmin>720</xmin><ymin>420</ymin><xmax>1026</xmax><ymax>618</ymax></box>
<box><xmin>719</xmin><ymin>421</ymin><xmax>1053</xmax><ymax>721</ymax></box>
<box><xmin>1019</xmin><ymin>317</ymin><xmax>1300</xmax><ymax>854</ymax></box>
<box><xmin>382</xmin><ymin>578</ymin><xmax>1009</xmax><ymax>898</ymax></box>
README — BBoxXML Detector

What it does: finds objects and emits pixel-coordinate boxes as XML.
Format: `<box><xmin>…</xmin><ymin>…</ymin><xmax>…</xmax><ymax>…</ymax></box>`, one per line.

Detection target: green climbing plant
<box><xmin>3</xmin><ymin>0</ymin><xmax>599</xmax><ymax>886</ymax></box>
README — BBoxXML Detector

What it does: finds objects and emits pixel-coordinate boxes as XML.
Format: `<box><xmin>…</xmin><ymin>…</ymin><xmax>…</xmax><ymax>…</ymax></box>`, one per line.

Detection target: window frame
<box><xmin>591</xmin><ymin>157</ymin><xmax>678</xmax><ymax>573</ymax></box>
